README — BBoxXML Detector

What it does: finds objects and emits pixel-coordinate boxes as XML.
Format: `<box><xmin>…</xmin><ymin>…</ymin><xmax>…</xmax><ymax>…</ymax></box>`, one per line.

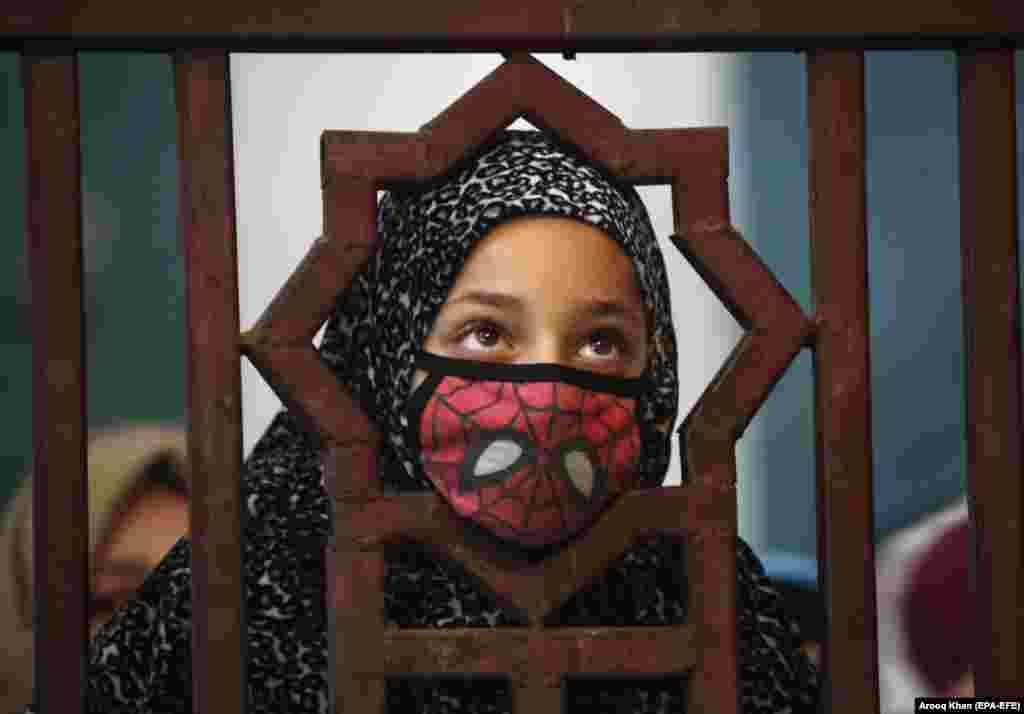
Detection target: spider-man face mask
<box><xmin>404</xmin><ymin>351</ymin><xmax>651</xmax><ymax>548</ymax></box>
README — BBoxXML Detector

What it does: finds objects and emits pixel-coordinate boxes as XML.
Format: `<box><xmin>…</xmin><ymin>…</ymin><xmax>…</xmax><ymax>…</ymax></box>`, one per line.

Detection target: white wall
<box><xmin>230</xmin><ymin>53</ymin><xmax>750</xmax><ymax>537</ymax></box>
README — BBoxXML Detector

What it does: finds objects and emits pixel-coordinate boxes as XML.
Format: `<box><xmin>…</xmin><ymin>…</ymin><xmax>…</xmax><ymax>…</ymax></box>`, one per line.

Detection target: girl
<box><xmin>23</xmin><ymin>131</ymin><xmax>818</xmax><ymax>713</ymax></box>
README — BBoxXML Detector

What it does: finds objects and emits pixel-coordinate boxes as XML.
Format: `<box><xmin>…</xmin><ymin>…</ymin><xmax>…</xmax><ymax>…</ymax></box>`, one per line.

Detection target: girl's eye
<box><xmin>582</xmin><ymin>328</ymin><xmax>628</xmax><ymax>361</ymax></box>
<box><xmin>458</xmin><ymin>321</ymin><xmax>507</xmax><ymax>351</ymax></box>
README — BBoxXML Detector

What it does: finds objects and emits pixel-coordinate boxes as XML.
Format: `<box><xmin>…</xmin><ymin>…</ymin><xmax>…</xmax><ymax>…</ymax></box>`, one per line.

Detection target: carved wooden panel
<box><xmin>241</xmin><ymin>53</ymin><xmax>811</xmax><ymax>712</ymax></box>
<box><xmin>19</xmin><ymin>15</ymin><xmax>1019</xmax><ymax>714</ymax></box>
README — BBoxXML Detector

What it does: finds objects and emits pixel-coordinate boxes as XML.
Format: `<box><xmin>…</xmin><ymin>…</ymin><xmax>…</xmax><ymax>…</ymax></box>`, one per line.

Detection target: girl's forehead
<box><xmin>448</xmin><ymin>216</ymin><xmax>642</xmax><ymax>297</ymax></box>
<box><xmin>429</xmin><ymin>218</ymin><xmax>649</xmax><ymax>342</ymax></box>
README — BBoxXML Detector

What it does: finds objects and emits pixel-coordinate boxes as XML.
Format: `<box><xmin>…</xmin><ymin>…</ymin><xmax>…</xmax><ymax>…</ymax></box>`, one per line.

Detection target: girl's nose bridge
<box><xmin>527</xmin><ymin>332</ymin><xmax>572</xmax><ymax>367</ymax></box>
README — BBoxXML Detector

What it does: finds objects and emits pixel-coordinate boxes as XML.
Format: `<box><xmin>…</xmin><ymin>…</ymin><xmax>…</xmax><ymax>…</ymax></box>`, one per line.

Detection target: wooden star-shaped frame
<box><xmin>239</xmin><ymin>53</ymin><xmax>812</xmax><ymax>714</ymax></box>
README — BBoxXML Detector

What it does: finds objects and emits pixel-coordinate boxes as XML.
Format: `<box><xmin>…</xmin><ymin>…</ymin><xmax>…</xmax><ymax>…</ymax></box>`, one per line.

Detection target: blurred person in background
<box><xmin>877</xmin><ymin>498</ymin><xmax>974</xmax><ymax>712</ymax></box>
<box><xmin>0</xmin><ymin>423</ymin><xmax>190</xmax><ymax>714</ymax></box>
<box><xmin>765</xmin><ymin>499</ymin><xmax>974</xmax><ymax>703</ymax></box>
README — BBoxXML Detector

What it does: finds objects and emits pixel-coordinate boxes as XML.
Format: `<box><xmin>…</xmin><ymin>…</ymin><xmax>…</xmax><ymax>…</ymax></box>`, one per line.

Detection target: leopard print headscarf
<box><xmin>320</xmin><ymin>131</ymin><xmax>679</xmax><ymax>490</ymax></box>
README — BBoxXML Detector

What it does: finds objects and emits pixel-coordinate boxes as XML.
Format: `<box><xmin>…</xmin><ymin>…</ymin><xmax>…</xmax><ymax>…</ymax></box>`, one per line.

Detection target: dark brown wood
<box><xmin>326</xmin><ymin>444</ymin><xmax>385</xmax><ymax>714</ymax></box>
<box><xmin>375</xmin><ymin>626</ymin><xmax>696</xmax><ymax>675</ymax></box>
<box><xmin>515</xmin><ymin>676</ymin><xmax>563</xmax><ymax>713</ymax></box>
<box><xmin>570</xmin><ymin>1</ymin><xmax>1023</xmax><ymax>42</ymax></box>
<box><xmin>244</xmin><ymin>52</ymin><xmax>822</xmax><ymax>712</ymax></box>
<box><xmin>663</xmin><ymin>166</ymin><xmax>808</xmax><ymax>714</ymax></box>
<box><xmin>246</xmin><ymin>234</ymin><xmax>376</xmax><ymax>345</ymax></box>
<box><xmin>322</xmin><ymin>128</ymin><xmax>729</xmax><ymax>189</ymax></box>
<box><xmin>421</xmin><ymin>53</ymin><xmax>622</xmax><ymax>151</ymax></box>
<box><xmin>241</xmin><ymin>180</ymin><xmax>380</xmax><ymax>448</ymax></box>
<box><xmin>806</xmin><ymin>49</ymin><xmax>880</xmax><ymax>714</ymax></box>
<box><xmin>688</xmin><ymin>526</ymin><xmax>738</xmax><ymax>714</ymax></box>
<box><xmin>316</xmin><ymin>54</ymin><xmax>757</xmax><ymax>714</ymax></box>
<box><xmin>957</xmin><ymin>48</ymin><xmax>1023</xmax><ymax>696</ymax></box>
<box><xmin>240</xmin><ymin>343</ymin><xmax>377</xmax><ymax>447</ymax></box>
<box><xmin>669</xmin><ymin>227</ymin><xmax>812</xmax><ymax>439</ymax></box>
<box><xmin>175</xmin><ymin>49</ymin><xmax>247</xmax><ymax>714</ymax></box>
<box><xmin>23</xmin><ymin>47</ymin><xmax>88</xmax><ymax>714</ymax></box>
<box><xmin>332</xmin><ymin>477</ymin><xmax>724</xmax><ymax>624</ymax></box>
<box><xmin>2</xmin><ymin>0</ymin><xmax>1022</xmax><ymax>48</ymax></box>
<box><xmin>11</xmin><ymin>9</ymin><xmax>1021</xmax><ymax>714</ymax></box>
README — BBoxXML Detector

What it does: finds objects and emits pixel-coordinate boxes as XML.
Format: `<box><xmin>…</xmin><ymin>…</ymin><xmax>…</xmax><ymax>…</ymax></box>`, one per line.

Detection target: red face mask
<box><xmin>404</xmin><ymin>351</ymin><xmax>650</xmax><ymax>548</ymax></box>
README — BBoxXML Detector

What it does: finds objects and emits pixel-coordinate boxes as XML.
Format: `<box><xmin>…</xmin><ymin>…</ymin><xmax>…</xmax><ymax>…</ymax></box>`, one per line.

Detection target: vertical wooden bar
<box><xmin>175</xmin><ymin>49</ymin><xmax>247</xmax><ymax>714</ymax></box>
<box><xmin>674</xmin><ymin>159</ymin><xmax>740</xmax><ymax>714</ymax></box>
<box><xmin>323</xmin><ymin>179</ymin><xmax>385</xmax><ymax>713</ymax></box>
<box><xmin>328</xmin><ymin>444</ymin><xmax>386</xmax><ymax>714</ymax></box>
<box><xmin>22</xmin><ymin>46</ymin><xmax>88</xmax><ymax>714</ymax></box>
<box><xmin>513</xmin><ymin>664</ymin><xmax>562</xmax><ymax>713</ymax></box>
<box><xmin>957</xmin><ymin>48</ymin><xmax>1023</xmax><ymax>695</ymax></box>
<box><xmin>806</xmin><ymin>49</ymin><xmax>880</xmax><ymax>714</ymax></box>
<box><xmin>684</xmin><ymin>438</ymin><xmax>739</xmax><ymax>714</ymax></box>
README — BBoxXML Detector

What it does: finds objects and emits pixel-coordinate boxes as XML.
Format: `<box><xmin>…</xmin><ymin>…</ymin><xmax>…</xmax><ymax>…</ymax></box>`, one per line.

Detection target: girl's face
<box><xmin>413</xmin><ymin>216</ymin><xmax>649</xmax><ymax>390</ymax></box>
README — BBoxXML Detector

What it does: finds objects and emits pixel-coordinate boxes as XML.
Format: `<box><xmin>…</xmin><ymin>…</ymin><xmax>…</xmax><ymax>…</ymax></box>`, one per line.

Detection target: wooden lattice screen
<box><xmin>239</xmin><ymin>52</ymin><xmax>813</xmax><ymax>712</ymax></box>
<box><xmin>9</xmin><ymin>3</ymin><xmax>1023</xmax><ymax>713</ymax></box>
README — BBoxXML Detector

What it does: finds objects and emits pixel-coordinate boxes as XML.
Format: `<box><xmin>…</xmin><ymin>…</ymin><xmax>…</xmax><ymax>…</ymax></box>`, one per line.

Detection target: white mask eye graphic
<box><xmin>563</xmin><ymin>449</ymin><xmax>596</xmax><ymax>498</ymax></box>
<box><xmin>473</xmin><ymin>440</ymin><xmax>523</xmax><ymax>477</ymax></box>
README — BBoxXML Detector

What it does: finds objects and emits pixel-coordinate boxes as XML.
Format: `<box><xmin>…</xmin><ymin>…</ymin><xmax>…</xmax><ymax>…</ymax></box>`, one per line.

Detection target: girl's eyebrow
<box><xmin>448</xmin><ymin>290</ymin><xmax>643</xmax><ymax>323</ymax></box>
<box><xmin>567</xmin><ymin>299</ymin><xmax>644</xmax><ymax>323</ymax></box>
<box><xmin>446</xmin><ymin>290</ymin><xmax>525</xmax><ymax>311</ymax></box>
